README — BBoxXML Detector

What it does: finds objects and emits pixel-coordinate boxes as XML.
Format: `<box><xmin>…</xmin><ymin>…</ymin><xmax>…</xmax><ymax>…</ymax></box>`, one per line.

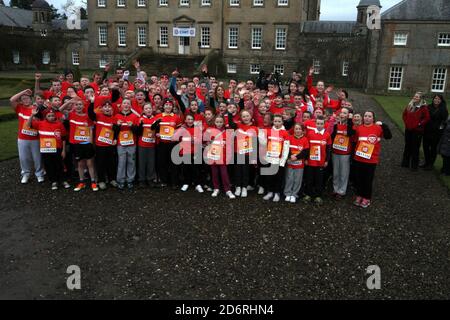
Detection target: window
<box><xmin>278</xmin><ymin>0</ymin><xmax>288</xmax><ymax>6</ymax></box>
<box><xmin>117</xmin><ymin>26</ymin><xmax>127</xmax><ymax>47</ymax></box>
<box><xmin>97</xmin><ymin>0</ymin><xmax>106</xmax><ymax>7</ymax></box>
<box><xmin>431</xmin><ymin>68</ymin><xmax>447</xmax><ymax>93</ymax></box>
<box><xmin>137</xmin><ymin>26</ymin><xmax>147</xmax><ymax>47</ymax></box>
<box><xmin>201</xmin><ymin>27</ymin><xmax>211</xmax><ymax>48</ymax></box>
<box><xmin>393</xmin><ymin>32</ymin><xmax>408</xmax><ymax>46</ymax></box>
<box><xmin>228</xmin><ymin>27</ymin><xmax>239</xmax><ymax>49</ymax></box>
<box><xmin>438</xmin><ymin>33</ymin><xmax>450</xmax><ymax>47</ymax></box>
<box><xmin>201</xmin><ymin>0</ymin><xmax>211</xmax><ymax>6</ymax></box>
<box><xmin>42</xmin><ymin>51</ymin><xmax>50</xmax><ymax>65</ymax></box>
<box><xmin>99</xmin><ymin>57</ymin><xmax>108</xmax><ymax>68</ymax></box>
<box><xmin>117</xmin><ymin>0</ymin><xmax>126</xmax><ymax>7</ymax></box>
<box><xmin>137</xmin><ymin>0</ymin><xmax>146</xmax><ymax>7</ymax></box>
<box><xmin>159</xmin><ymin>0</ymin><xmax>168</xmax><ymax>6</ymax></box>
<box><xmin>275</xmin><ymin>27</ymin><xmax>286</xmax><ymax>50</ymax></box>
<box><xmin>159</xmin><ymin>26</ymin><xmax>169</xmax><ymax>47</ymax></box>
<box><xmin>313</xmin><ymin>59</ymin><xmax>320</xmax><ymax>75</ymax></box>
<box><xmin>72</xmin><ymin>51</ymin><xmax>80</xmax><ymax>65</ymax></box>
<box><xmin>227</xmin><ymin>63</ymin><xmax>237</xmax><ymax>74</ymax></box>
<box><xmin>388</xmin><ymin>66</ymin><xmax>403</xmax><ymax>90</ymax></box>
<box><xmin>98</xmin><ymin>25</ymin><xmax>107</xmax><ymax>46</ymax></box>
<box><xmin>40</xmin><ymin>29</ymin><xmax>47</xmax><ymax>37</ymax></box>
<box><xmin>12</xmin><ymin>51</ymin><xmax>20</xmax><ymax>64</ymax></box>
<box><xmin>180</xmin><ymin>0</ymin><xmax>189</xmax><ymax>6</ymax></box>
<box><xmin>342</xmin><ymin>61</ymin><xmax>349</xmax><ymax>77</ymax></box>
<box><xmin>230</xmin><ymin>0</ymin><xmax>239</xmax><ymax>6</ymax></box>
<box><xmin>274</xmin><ymin>64</ymin><xmax>284</xmax><ymax>75</ymax></box>
<box><xmin>253</xmin><ymin>0</ymin><xmax>264</xmax><ymax>6</ymax></box>
<box><xmin>251</xmin><ymin>27</ymin><xmax>262</xmax><ymax>49</ymax></box>
<box><xmin>250</xmin><ymin>64</ymin><xmax>261</xmax><ymax>74</ymax></box>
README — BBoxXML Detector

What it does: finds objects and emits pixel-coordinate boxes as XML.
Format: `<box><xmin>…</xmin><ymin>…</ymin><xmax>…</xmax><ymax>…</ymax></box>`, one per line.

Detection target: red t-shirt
<box><xmin>204</xmin><ymin>127</ymin><xmax>230</xmax><ymax>165</ymax></box>
<box><xmin>332</xmin><ymin>122</ymin><xmax>353</xmax><ymax>155</ymax></box>
<box><xmin>287</xmin><ymin>135</ymin><xmax>309</xmax><ymax>169</ymax></box>
<box><xmin>306</xmin><ymin>129</ymin><xmax>332</xmax><ymax>167</ymax></box>
<box><xmin>154</xmin><ymin>113</ymin><xmax>182</xmax><ymax>143</ymax></box>
<box><xmin>263</xmin><ymin>128</ymin><xmax>290</xmax><ymax>160</ymax></box>
<box><xmin>138</xmin><ymin>115</ymin><xmax>157</xmax><ymax>148</ymax></box>
<box><xmin>353</xmin><ymin>124</ymin><xmax>384</xmax><ymax>164</ymax></box>
<box><xmin>16</xmin><ymin>104</ymin><xmax>39</xmax><ymax>140</ymax></box>
<box><xmin>234</xmin><ymin>123</ymin><xmax>258</xmax><ymax>155</ymax></box>
<box><xmin>94</xmin><ymin>113</ymin><xmax>116</xmax><ymax>147</ymax></box>
<box><xmin>32</xmin><ymin>119</ymin><xmax>67</xmax><ymax>152</ymax></box>
<box><xmin>115</xmin><ymin>112</ymin><xmax>139</xmax><ymax>147</ymax></box>
<box><xmin>68</xmin><ymin>112</ymin><xmax>94</xmax><ymax>145</ymax></box>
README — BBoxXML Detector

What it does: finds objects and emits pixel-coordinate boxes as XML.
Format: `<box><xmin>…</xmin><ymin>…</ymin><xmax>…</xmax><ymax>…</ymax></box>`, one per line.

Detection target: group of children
<box><xmin>11</xmin><ymin>65</ymin><xmax>394</xmax><ymax>208</ymax></box>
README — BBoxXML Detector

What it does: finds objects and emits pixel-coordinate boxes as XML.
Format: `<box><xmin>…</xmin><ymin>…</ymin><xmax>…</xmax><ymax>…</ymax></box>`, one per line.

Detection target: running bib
<box><xmin>40</xmin><ymin>137</ymin><xmax>57</xmax><ymax>153</ymax></box>
<box><xmin>310</xmin><ymin>145</ymin><xmax>321</xmax><ymax>161</ymax></box>
<box><xmin>333</xmin><ymin>134</ymin><xmax>350</xmax><ymax>152</ymax></box>
<box><xmin>267</xmin><ymin>139</ymin><xmax>282</xmax><ymax>158</ymax></box>
<box><xmin>355</xmin><ymin>142</ymin><xmax>374</xmax><ymax>160</ymax></box>
<box><xmin>21</xmin><ymin>122</ymin><xmax>38</xmax><ymax>137</ymax></box>
<box><xmin>98</xmin><ymin>127</ymin><xmax>114</xmax><ymax>145</ymax></box>
<box><xmin>141</xmin><ymin>127</ymin><xmax>155</xmax><ymax>143</ymax></box>
<box><xmin>119</xmin><ymin>130</ymin><xmax>134</xmax><ymax>146</ymax></box>
<box><xmin>160</xmin><ymin>125</ymin><xmax>174</xmax><ymax>141</ymax></box>
<box><xmin>207</xmin><ymin>141</ymin><xmax>222</xmax><ymax>161</ymax></box>
<box><xmin>74</xmin><ymin>126</ymin><xmax>90</xmax><ymax>142</ymax></box>
<box><xmin>238</xmin><ymin>136</ymin><xmax>253</xmax><ymax>155</ymax></box>
<box><xmin>289</xmin><ymin>148</ymin><xmax>302</xmax><ymax>166</ymax></box>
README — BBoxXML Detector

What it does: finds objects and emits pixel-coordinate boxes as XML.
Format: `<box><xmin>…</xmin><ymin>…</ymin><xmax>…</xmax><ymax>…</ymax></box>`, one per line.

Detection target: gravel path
<box><xmin>0</xmin><ymin>91</ymin><xmax>449</xmax><ymax>299</ymax></box>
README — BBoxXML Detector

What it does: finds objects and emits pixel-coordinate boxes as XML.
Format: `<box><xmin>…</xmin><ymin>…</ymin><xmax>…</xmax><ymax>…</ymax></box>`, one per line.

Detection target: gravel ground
<box><xmin>0</xmin><ymin>91</ymin><xmax>449</xmax><ymax>300</ymax></box>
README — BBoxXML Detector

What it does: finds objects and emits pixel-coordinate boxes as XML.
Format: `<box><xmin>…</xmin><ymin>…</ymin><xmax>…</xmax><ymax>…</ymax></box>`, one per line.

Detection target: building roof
<box><xmin>31</xmin><ymin>0</ymin><xmax>51</xmax><ymax>10</ymax></box>
<box><xmin>52</xmin><ymin>19</ymin><xmax>88</xmax><ymax>31</ymax></box>
<box><xmin>0</xmin><ymin>5</ymin><xmax>33</xmax><ymax>28</ymax></box>
<box><xmin>358</xmin><ymin>0</ymin><xmax>381</xmax><ymax>7</ymax></box>
<box><xmin>382</xmin><ymin>0</ymin><xmax>450</xmax><ymax>21</ymax></box>
<box><xmin>301</xmin><ymin>21</ymin><xmax>357</xmax><ymax>34</ymax></box>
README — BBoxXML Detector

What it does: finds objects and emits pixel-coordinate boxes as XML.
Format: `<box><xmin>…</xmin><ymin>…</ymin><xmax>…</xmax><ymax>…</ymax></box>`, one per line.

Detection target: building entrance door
<box><xmin>179</xmin><ymin>37</ymin><xmax>190</xmax><ymax>55</ymax></box>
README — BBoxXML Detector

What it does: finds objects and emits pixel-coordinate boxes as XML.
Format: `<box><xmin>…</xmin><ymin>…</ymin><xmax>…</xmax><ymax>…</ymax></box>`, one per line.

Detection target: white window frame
<box><xmin>12</xmin><ymin>50</ymin><xmax>20</xmax><ymax>64</ymax></box>
<box><xmin>393</xmin><ymin>32</ymin><xmax>408</xmax><ymax>46</ymax></box>
<box><xmin>278</xmin><ymin>0</ymin><xmax>288</xmax><ymax>6</ymax></box>
<box><xmin>313</xmin><ymin>59</ymin><xmax>320</xmax><ymax>75</ymax></box>
<box><xmin>98</xmin><ymin>25</ymin><xmax>107</xmax><ymax>46</ymax></box>
<box><xmin>42</xmin><ymin>51</ymin><xmax>51</xmax><ymax>65</ymax></box>
<box><xmin>159</xmin><ymin>26</ymin><xmax>169</xmax><ymax>47</ymax></box>
<box><xmin>342</xmin><ymin>61</ymin><xmax>349</xmax><ymax>77</ymax></box>
<box><xmin>117</xmin><ymin>25</ymin><xmax>127</xmax><ymax>47</ymax></box>
<box><xmin>201</xmin><ymin>0</ymin><xmax>211</xmax><ymax>6</ymax></box>
<box><xmin>137</xmin><ymin>26</ymin><xmax>147</xmax><ymax>47</ymax></box>
<box><xmin>228</xmin><ymin>27</ymin><xmax>239</xmax><ymax>49</ymax></box>
<box><xmin>275</xmin><ymin>27</ymin><xmax>286</xmax><ymax>50</ymax></box>
<box><xmin>253</xmin><ymin>0</ymin><xmax>264</xmax><ymax>6</ymax></box>
<box><xmin>137</xmin><ymin>0</ymin><xmax>146</xmax><ymax>7</ymax></box>
<box><xmin>431</xmin><ymin>68</ymin><xmax>447</xmax><ymax>93</ymax></box>
<box><xmin>388</xmin><ymin>66</ymin><xmax>404</xmax><ymax>91</ymax></box>
<box><xmin>437</xmin><ymin>33</ymin><xmax>450</xmax><ymax>47</ymax></box>
<box><xmin>97</xmin><ymin>0</ymin><xmax>106</xmax><ymax>7</ymax></box>
<box><xmin>250</xmin><ymin>64</ymin><xmax>261</xmax><ymax>75</ymax></box>
<box><xmin>251</xmin><ymin>27</ymin><xmax>263</xmax><ymax>50</ymax></box>
<box><xmin>227</xmin><ymin>63</ymin><xmax>237</xmax><ymax>74</ymax></box>
<box><xmin>230</xmin><ymin>0</ymin><xmax>240</xmax><ymax>7</ymax></box>
<box><xmin>200</xmin><ymin>26</ymin><xmax>211</xmax><ymax>48</ymax></box>
<box><xmin>179</xmin><ymin>0</ymin><xmax>189</xmax><ymax>6</ymax></box>
<box><xmin>117</xmin><ymin>0</ymin><xmax>126</xmax><ymax>7</ymax></box>
<box><xmin>274</xmin><ymin>64</ymin><xmax>284</xmax><ymax>75</ymax></box>
<box><xmin>159</xmin><ymin>0</ymin><xmax>168</xmax><ymax>6</ymax></box>
<box><xmin>99</xmin><ymin>57</ymin><xmax>108</xmax><ymax>68</ymax></box>
<box><xmin>72</xmin><ymin>51</ymin><xmax>80</xmax><ymax>65</ymax></box>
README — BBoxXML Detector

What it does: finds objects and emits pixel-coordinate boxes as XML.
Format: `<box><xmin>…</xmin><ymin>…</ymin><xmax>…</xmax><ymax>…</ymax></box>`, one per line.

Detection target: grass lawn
<box><xmin>0</xmin><ymin>120</ymin><xmax>18</xmax><ymax>161</ymax></box>
<box><xmin>373</xmin><ymin>95</ymin><xmax>450</xmax><ymax>190</ymax></box>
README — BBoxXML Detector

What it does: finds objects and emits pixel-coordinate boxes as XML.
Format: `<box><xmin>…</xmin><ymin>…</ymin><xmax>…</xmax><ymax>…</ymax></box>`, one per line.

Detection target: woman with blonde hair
<box><xmin>401</xmin><ymin>92</ymin><xmax>430</xmax><ymax>171</ymax></box>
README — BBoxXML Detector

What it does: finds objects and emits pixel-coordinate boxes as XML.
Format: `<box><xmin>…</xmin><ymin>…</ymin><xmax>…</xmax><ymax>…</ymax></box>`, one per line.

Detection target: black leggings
<box><xmin>268</xmin><ymin>165</ymin><xmax>285</xmax><ymax>194</ymax></box>
<box><xmin>305</xmin><ymin>166</ymin><xmax>324</xmax><ymax>198</ymax></box>
<box><xmin>353</xmin><ymin>161</ymin><xmax>377</xmax><ymax>200</ymax></box>
<box><xmin>423</xmin><ymin>131</ymin><xmax>442</xmax><ymax>167</ymax></box>
<box><xmin>42</xmin><ymin>150</ymin><xmax>64</xmax><ymax>183</ymax></box>
<box><xmin>96</xmin><ymin>146</ymin><xmax>117</xmax><ymax>183</ymax></box>
<box><xmin>157</xmin><ymin>142</ymin><xmax>178</xmax><ymax>185</ymax></box>
<box><xmin>182</xmin><ymin>154</ymin><xmax>201</xmax><ymax>186</ymax></box>
<box><xmin>402</xmin><ymin>130</ymin><xmax>422</xmax><ymax>169</ymax></box>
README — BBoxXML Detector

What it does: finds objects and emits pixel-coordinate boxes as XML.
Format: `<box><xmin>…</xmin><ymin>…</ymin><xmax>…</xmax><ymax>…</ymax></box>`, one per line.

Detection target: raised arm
<box><xmin>10</xmin><ymin>89</ymin><xmax>33</xmax><ymax>112</ymax></box>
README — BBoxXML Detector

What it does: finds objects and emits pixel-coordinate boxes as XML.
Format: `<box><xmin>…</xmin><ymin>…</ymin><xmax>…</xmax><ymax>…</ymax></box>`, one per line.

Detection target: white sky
<box><xmin>5</xmin><ymin>0</ymin><xmax>402</xmax><ymax>21</ymax></box>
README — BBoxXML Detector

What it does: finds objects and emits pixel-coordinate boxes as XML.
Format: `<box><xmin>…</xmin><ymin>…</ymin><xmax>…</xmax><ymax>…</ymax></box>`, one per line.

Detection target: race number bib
<box><xmin>142</xmin><ymin>127</ymin><xmax>155</xmax><ymax>144</ymax></box>
<box><xmin>119</xmin><ymin>130</ymin><xmax>134</xmax><ymax>146</ymax></box>
<box><xmin>159</xmin><ymin>125</ymin><xmax>174</xmax><ymax>141</ymax></box>
<box><xmin>355</xmin><ymin>142</ymin><xmax>375</xmax><ymax>160</ymax></box>
<box><xmin>238</xmin><ymin>136</ymin><xmax>253</xmax><ymax>155</ymax></box>
<box><xmin>21</xmin><ymin>122</ymin><xmax>38</xmax><ymax>137</ymax></box>
<box><xmin>267</xmin><ymin>139</ymin><xmax>282</xmax><ymax>158</ymax></box>
<box><xmin>98</xmin><ymin>127</ymin><xmax>114</xmax><ymax>145</ymax></box>
<box><xmin>333</xmin><ymin>134</ymin><xmax>350</xmax><ymax>152</ymax></box>
<box><xmin>289</xmin><ymin>148</ymin><xmax>303</xmax><ymax>166</ymax></box>
<box><xmin>40</xmin><ymin>137</ymin><xmax>57</xmax><ymax>153</ymax></box>
<box><xmin>207</xmin><ymin>141</ymin><xmax>222</xmax><ymax>161</ymax></box>
<box><xmin>309</xmin><ymin>145</ymin><xmax>321</xmax><ymax>161</ymax></box>
<box><xmin>74</xmin><ymin>126</ymin><xmax>90</xmax><ymax>142</ymax></box>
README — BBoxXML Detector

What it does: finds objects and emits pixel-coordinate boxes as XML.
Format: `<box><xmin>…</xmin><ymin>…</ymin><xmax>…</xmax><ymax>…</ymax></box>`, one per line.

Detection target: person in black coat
<box><xmin>438</xmin><ymin>117</ymin><xmax>450</xmax><ymax>176</ymax></box>
<box><xmin>422</xmin><ymin>94</ymin><xmax>448</xmax><ymax>170</ymax></box>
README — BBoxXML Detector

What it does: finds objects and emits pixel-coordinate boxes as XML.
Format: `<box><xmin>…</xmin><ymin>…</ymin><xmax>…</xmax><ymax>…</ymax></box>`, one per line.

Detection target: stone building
<box><xmin>0</xmin><ymin>0</ymin><xmax>89</xmax><ymax>70</ymax></box>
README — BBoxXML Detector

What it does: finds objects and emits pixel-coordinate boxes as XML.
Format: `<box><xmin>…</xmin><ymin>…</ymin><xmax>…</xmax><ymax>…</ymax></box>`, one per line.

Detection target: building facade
<box><xmin>0</xmin><ymin>0</ymin><xmax>89</xmax><ymax>70</ymax></box>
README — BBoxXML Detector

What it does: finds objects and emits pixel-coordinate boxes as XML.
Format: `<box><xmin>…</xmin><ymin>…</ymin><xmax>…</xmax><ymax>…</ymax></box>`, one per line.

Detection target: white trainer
<box><xmin>21</xmin><ymin>175</ymin><xmax>30</xmax><ymax>184</ymax></box>
<box><xmin>51</xmin><ymin>182</ymin><xmax>58</xmax><ymax>190</ymax></box>
<box><xmin>246</xmin><ymin>185</ymin><xmax>255</xmax><ymax>191</ymax></box>
<box><xmin>37</xmin><ymin>176</ymin><xmax>45</xmax><ymax>183</ymax></box>
<box><xmin>263</xmin><ymin>192</ymin><xmax>274</xmax><ymax>201</ymax></box>
<box><xmin>290</xmin><ymin>196</ymin><xmax>297</xmax><ymax>204</ymax></box>
<box><xmin>226</xmin><ymin>191</ymin><xmax>236</xmax><ymax>199</ymax></box>
<box><xmin>195</xmin><ymin>185</ymin><xmax>204</xmax><ymax>193</ymax></box>
<box><xmin>241</xmin><ymin>188</ymin><xmax>248</xmax><ymax>198</ymax></box>
<box><xmin>181</xmin><ymin>184</ymin><xmax>189</xmax><ymax>192</ymax></box>
<box><xmin>285</xmin><ymin>196</ymin><xmax>291</xmax><ymax>202</ymax></box>
<box><xmin>257</xmin><ymin>186</ymin><xmax>265</xmax><ymax>195</ymax></box>
<box><xmin>235</xmin><ymin>187</ymin><xmax>241</xmax><ymax>197</ymax></box>
<box><xmin>212</xmin><ymin>189</ymin><xmax>219</xmax><ymax>197</ymax></box>
<box><xmin>63</xmin><ymin>181</ymin><xmax>70</xmax><ymax>189</ymax></box>
<box><xmin>273</xmin><ymin>193</ymin><xmax>280</xmax><ymax>202</ymax></box>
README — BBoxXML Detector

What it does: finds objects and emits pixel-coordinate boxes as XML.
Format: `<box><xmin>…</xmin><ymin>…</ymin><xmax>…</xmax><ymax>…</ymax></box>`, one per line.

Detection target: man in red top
<box><xmin>304</xmin><ymin>116</ymin><xmax>332</xmax><ymax>205</ymax></box>
<box><xmin>10</xmin><ymin>88</ymin><xmax>45</xmax><ymax>184</ymax></box>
